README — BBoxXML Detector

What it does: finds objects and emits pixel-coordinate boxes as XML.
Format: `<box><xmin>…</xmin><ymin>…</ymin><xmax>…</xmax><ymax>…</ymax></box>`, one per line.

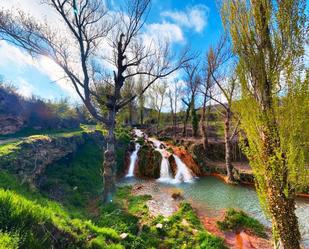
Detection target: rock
<box><xmin>168</xmin><ymin>155</ymin><xmax>177</xmax><ymax>177</ymax></box>
<box><xmin>136</xmin><ymin>144</ymin><xmax>162</xmax><ymax>178</ymax></box>
<box><xmin>156</xmin><ymin>223</ymin><xmax>163</xmax><ymax>229</ymax></box>
<box><xmin>120</xmin><ymin>233</ymin><xmax>128</xmax><ymax>239</ymax></box>
<box><xmin>171</xmin><ymin>191</ymin><xmax>184</xmax><ymax>200</ymax></box>
<box><xmin>0</xmin><ymin>131</ymin><xmax>105</xmax><ymax>185</ymax></box>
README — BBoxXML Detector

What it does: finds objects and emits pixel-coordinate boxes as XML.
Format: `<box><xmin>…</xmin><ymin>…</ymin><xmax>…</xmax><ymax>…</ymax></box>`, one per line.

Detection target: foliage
<box><xmin>40</xmin><ymin>141</ymin><xmax>103</xmax><ymax>212</ymax></box>
<box><xmin>115</xmin><ymin>127</ymin><xmax>131</xmax><ymax>174</ymax></box>
<box><xmin>136</xmin><ymin>144</ymin><xmax>162</xmax><ymax>178</ymax></box>
<box><xmin>222</xmin><ymin>0</ymin><xmax>307</xmax><ymax>246</ymax></box>
<box><xmin>0</xmin><ymin>83</ymin><xmax>90</xmax><ymax>135</ymax></box>
<box><xmin>0</xmin><ymin>231</ymin><xmax>20</xmax><ymax>249</ymax></box>
<box><xmin>217</xmin><ymin>209</ymin><xmax>266</xmax><ymax>238</ymax></box>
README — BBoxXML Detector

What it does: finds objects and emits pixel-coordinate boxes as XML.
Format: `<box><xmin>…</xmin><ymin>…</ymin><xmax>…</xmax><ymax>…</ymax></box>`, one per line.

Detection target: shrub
<box><xmin>217</xmin><ymin>208</ymin><xmax>266</xmax><ymax>237</ymax></box>
<box><xmin>0</xmin><ymin>231</ymin><xmax>20</xmax><ymax>249</ymax></box>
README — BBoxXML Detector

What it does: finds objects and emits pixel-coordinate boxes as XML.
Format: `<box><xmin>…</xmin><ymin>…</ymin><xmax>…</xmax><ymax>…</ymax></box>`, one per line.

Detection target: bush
<box><xmin>217</xmin><ymin>208</ymin><xmax>266</xmax><ymax>237</ymax></box>
<box><xmin>0</xmin><ymin>231</ymin><xmax>20</xmax><ymax>249</ymax></box>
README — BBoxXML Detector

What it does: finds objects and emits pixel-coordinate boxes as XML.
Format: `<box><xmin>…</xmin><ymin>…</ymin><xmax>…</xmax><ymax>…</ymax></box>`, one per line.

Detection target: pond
<box><xmin>120</xmin><ymin>176</ymin><xmax>309</xmax><ymax>247</ymax></box>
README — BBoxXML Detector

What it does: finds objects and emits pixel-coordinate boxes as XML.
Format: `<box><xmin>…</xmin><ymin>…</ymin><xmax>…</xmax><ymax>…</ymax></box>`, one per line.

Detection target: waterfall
<box><xmin>157</xmin><ymin>156</ymin><xmax>173</xmax><ymax>182</ymax></box>
<box><xmin>173</xmin><ymin>155</ymin><xmax>194</xmax><ymax>183</ymax></box>
<box><xmin>131</xmin><ymin>130</ymin><xmax>194</xmax><ymax>184</ymax></box>
<box><xmin>126</xmin><ymin>143</ymin><xmax>140</xmax><ymax>177</ymax></box>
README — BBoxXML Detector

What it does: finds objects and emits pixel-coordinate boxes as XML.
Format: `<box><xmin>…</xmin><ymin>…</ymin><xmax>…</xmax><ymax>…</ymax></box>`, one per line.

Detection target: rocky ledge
<box><xmin>0</xmin><ymin>131</ymin><xmax>105</xmax><ymax>186</ymax></box>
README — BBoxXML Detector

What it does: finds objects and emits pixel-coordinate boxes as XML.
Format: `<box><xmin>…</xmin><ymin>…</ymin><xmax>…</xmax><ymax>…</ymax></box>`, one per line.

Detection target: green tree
<box><xmin>222</xmin><ymin>0</ymin><xmax>307</xmax><ymax>248</ymax></box>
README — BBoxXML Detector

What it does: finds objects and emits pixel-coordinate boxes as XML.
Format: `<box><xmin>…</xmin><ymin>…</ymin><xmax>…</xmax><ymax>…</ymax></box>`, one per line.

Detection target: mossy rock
<box><xmin>136</xmin><ymin>144</ymin><xmax>162</xmax><ymax>178</ymax></box>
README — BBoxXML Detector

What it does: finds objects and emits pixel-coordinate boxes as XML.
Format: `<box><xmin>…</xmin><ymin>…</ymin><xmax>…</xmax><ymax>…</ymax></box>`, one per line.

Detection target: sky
<box><xmin>0</xmin><ymin>0</ymin><xmax>224</xmax><ymax>103</ymax></box>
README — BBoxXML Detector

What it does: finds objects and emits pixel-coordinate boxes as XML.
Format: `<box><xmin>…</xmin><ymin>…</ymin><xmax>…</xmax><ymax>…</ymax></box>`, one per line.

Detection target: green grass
<box><xmin>217</xmin><ymin>208</ymin><xmax>267</xmax><ymax>238</ymax></box>
<box><xmin>0</xmin><ymin>142</ymin><xmax>21</xmax><ymax>157</ymax></box>
<box><xmin>40</xmin><ymin>140</ymin><xmax>103</xmax><ymax>213</ymax></box>
<box><xmin>139</xmin><ymin>202</ymin><xmax>227</xmax><ymax>249</ymax></box>
<box><xmin>0</xmin><ymin>231</ymin><xmax>19</xmax><ymax>249</ymax></box>
<box><xmin>0</xmin><ymin>188</ymin><xmax>122</xmax><ymax>249</ymax></box>
<box><xmin>0</xmin><ymin>126</ymin><xmax>85</xmax><ymax>140</ymax></box>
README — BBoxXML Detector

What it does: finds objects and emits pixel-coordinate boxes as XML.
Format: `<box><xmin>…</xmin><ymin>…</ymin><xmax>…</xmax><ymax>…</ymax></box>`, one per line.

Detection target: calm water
<box><xmin>120</xmin><ymin>176</ymin><xmax>309</xmax><ymax>246</ymax></box>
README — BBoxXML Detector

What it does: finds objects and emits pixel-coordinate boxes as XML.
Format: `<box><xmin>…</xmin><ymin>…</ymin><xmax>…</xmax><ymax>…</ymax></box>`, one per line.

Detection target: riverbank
<box><xmin>125</xmin><ymin>179</ymin><xmax>274</xmax><ymax>249</ymax></box>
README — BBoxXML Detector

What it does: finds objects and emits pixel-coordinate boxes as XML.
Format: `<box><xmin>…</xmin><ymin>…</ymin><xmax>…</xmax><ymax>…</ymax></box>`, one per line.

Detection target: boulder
<box><xmin>135</xmin><ymin>143</ymin><xmax>162</xmax><ymax>178</ymax></box>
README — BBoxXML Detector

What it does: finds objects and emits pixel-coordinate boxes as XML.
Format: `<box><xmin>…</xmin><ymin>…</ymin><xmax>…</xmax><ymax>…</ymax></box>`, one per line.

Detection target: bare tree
<box><xmin>199</xmin><ymin>57</ymin><xmax>213</xmax><ymax>150</ymax></box>
<box><xmin>149</xmin><ymin>81</ymin><xmax>168</xmax><ymax>135</ymax></box>
<box><xmin>181</xmin><ymin>62</ymin><xmax>200</xmax><ymax>137</ymax></box>
<box><xmin>207</xmin><ymin>36</ymin><xmax>240</xmax><ymax>183</ymax></box>
<box><xmin>0</xmin><ymin>0</ymin><xmax>191</xmax><ymax>202</ymax></box>
<box><xmin>168</xmin><ymin>79</ymin><xmax>180</xmax><ymax>138</ymax></box>
<box><xmin>136</xmin><ymin>76</ymin><xmax>145</xmax><ymax>126</ymax></box>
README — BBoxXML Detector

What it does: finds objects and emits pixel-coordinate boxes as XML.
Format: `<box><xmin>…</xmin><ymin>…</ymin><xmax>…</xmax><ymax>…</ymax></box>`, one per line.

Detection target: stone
<box><xmin>156</xmin><ymin>223</ymin><xmax>163</xmax><ymax>229</ymax></box>
<box><xmin>120</xmin><ymin>233</ymin><xmax>128</xmax><ymax>239</ymax></box>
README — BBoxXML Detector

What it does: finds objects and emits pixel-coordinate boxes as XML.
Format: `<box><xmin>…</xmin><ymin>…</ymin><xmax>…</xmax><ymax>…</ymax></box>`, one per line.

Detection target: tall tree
<box><xmin>149</xmin><ymin>81</ymin><xmax>168</xmax><ymax>134</ymax></box>
<box><xmin>182</xmin><ymin>62</ymin><xmax>200</xmax><ymax>137</ymax></box>
<box><xmin>222</xmin><ymin>0</ymin><xmax>307</xmax><ymax>248</ymax></box>
<box><xmin>199</xmin><ymin>58</ymin><xmax>212</xmax><ymax>150</ymax></box>
<box><xmin>168</xmin><ymin>79</ymin><xmax>181</xmax><ymax>138</ymax></box>
<box><xmin>207</xmin><ymin>36</ymin><xmax>240</xmax><ymax>183</ymax></box>
<box><xmin>136</xmin><ymin>76</ymin><xmax>145</xmax><ymax>126</ymax></box>
<box><xmin>0</xmin><ymin>0</ymin><xmax>190</xmax><ymax>202</ymax></box>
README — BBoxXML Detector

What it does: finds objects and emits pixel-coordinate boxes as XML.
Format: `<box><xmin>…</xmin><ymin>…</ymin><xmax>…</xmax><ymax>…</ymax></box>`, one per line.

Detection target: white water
<box><xmin>158</xmin><ymin>157</ymin><xmax>174</xmax><ymax>182</ymax></box>
<box><xmin>147</xmin><ymin>136</ymin><xmax>194</xmax><ymax>184</ymax></box>
<box><xmin>126</xmin><ymin>143</ymin><xmax>141</xmax><ymax>177</ymax></box>
<box><xmin>173</xmin><ymin>155</ymin><xmax>194</xmax><ymax>183</ymax></box>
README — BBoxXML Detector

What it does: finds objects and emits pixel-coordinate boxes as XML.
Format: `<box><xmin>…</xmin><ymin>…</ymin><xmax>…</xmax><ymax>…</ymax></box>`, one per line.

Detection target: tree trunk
<box><xmin>156</xmin><ymin>110</ymin><xmax>161</xmax><ymax>135</ymax></box>
<box><xmin>261</xmin><ymin>119</ymin><xmax>301</xmax><ymax>249</ymax></box>
<box><xmin>183</xmin><ymin>105</ymin><xmax>190</xmax><ymax>137</ymax></box>
<box><xmin>267</xmin><ymin>185</ymin><xmax>300</xmax><ymax>249</ymax></box>
<box><xmin>128</xmin><ymin>103</ymin><xmax>133</xmax><ymax>127</ymax></box>
<box><xmin>140</xmin><ymin>108</ymin><xmax>144</xmax><ymax>126</ymax></box>
<box><xmin>200</xmin><ymin>94</ymin><xmax>208</xmax><ymax>150</ymax></box>
<box><xmin>224</xmin><ymin>108</ymin><xmax>234</xmax><ymax>182</ymax></box>
<box><xmin>173</xmin><ymin>113</ymin><xmax>177</xmax><ymax>138</ymax></box>
<box><xmin>102</xmin><ymin>110</ymin><xmax>116</xmax><ymax>203</ymax></box>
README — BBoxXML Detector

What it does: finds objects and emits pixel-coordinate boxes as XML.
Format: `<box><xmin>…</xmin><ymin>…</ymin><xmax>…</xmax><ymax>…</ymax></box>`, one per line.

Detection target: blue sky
<box><xmin>0</xmin><ymin>0</ymin><xmax>224</xmax><ymax>103</ymax></box>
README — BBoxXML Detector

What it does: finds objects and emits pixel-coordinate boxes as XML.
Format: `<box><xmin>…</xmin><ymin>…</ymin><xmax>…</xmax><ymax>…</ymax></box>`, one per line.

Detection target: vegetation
<box><xmin>217</xmin><ymin>209</ymin><xmax>266</xmax><ymax>238</ymax></box>
<box><xmin>222</xmin><ymin>0</ymin><xmax>307</xmax><ymax>248</ymax></box>
<box><xmin>0</xmin><ymin>83</ymin><xmax>91</xmax><ymax>135</ymax></box>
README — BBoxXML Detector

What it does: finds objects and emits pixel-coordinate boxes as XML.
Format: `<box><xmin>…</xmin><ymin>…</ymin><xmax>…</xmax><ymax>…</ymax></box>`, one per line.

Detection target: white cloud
<box><xmin>161</xmin><ymin>4</ymin><xmax>209</xmax><ymax>33</ymax></box>
<box><xmin>144</xmin><ymin>22</ymin><xmax>184</xmax><ymax>44</ymax></box>
<box><xmin>0</xmin><ymin>41</ymin><xmax>79</xmax><ymax>99</ymax></box>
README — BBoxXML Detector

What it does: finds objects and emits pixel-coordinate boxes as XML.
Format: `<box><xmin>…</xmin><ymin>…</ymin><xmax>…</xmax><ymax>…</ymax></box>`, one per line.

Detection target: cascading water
<box><xmin>126</xmin><ymin>143</ymin><xmax>140</xmax><ymax>177</ymax></box>
<box><xmin>173</xmin><ymin>155</ymin><xmax>194</xmax><ymax>183</ymax></box>
<box><xmin>148</xmin><ymin>136</ymin><xmax>194</xmax><ymax>183</ymax></box>
<box><xmin>131</xmin><ymin>130</ymin><xmax>194</xmax><ymax>184</ymax></box>
<box><xmin>158</xmin><ymin>157</ymin><xmax>173</xmax><ymax>182</ymax></box>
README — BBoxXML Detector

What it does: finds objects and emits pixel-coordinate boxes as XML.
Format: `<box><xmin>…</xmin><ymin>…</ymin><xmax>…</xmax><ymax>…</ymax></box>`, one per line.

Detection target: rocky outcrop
<box><xmin>189</xmin><ymin>142</ymin><xmax>254</xmax><ymax>184</ymax></box>
<box><xmin>0</xmin><ymin>116</ymin><xmax>24</xmax><ymax>135</ymax></box>
<box><xmin>0</xmin><ymin>131</ymin><xmax>105</xmax><ymax>185</ymax></box>
<box><xmin>171</xmin><ymin>146</ymin><xmax>201</xmax><ymax>176</ymax></box>
<box><xmin>135</xmin><ymin>143</ymin><xmax>162</xmax><ymax>178</ymax></box>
